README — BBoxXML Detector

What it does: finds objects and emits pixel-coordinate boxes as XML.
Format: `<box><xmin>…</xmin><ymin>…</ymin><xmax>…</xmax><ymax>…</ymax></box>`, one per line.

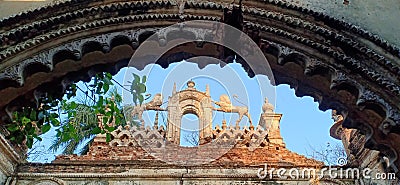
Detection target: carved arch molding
<box><xmin>0</xmin><ymin>0</ymin><xmax>399</xmax><ymax>175</ymax></box>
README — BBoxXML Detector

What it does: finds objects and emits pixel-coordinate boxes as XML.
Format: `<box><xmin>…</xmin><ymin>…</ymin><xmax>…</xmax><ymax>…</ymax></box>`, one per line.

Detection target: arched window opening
<box><xmin>179</xmin><ymin>113</ymin><xmax>200</xmax><ymax>147</ymax></box>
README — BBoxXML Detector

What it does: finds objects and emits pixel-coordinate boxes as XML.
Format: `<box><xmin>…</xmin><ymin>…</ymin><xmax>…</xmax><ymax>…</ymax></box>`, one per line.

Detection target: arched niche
<box><xmin>167</xmin><ymin>81</ymin><xmax>213</xmax><ymax>145</ymax></box>
<box><xmin>179</xmin><ymin>113</ymin><xmax>200</xmax><ymax>147</ymax></box>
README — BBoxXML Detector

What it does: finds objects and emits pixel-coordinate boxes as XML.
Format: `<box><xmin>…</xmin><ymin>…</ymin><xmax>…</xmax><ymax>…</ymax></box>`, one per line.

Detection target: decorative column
<box><xmin>154</xmin><ymin>112</ymin><xmax>159</xmax><ymax>130</ymax></box>
<box><xmin>258</xmin><ymin>97</ymin><xmax>285</xmax><ymax>147</ymax></box>
<box><xmin>200</xmin><ymin>91</ymin><xmax>213</xmax><ymax>145</ymax></box>
<box><xmin>0</xmin><ymin>133</ymin><xmax>23</xmax><ymax>184</ymax></box>
<box><xmin>167</xmin><ymin>83</ymin><xmax>181</xmax><ymax>145</ymax></box>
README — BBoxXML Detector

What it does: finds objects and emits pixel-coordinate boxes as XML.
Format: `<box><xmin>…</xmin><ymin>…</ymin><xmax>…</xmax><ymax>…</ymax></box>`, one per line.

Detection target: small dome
<box><xmin>187</xmin><ymin>80</ymin><xmax>195</xmax><ymax>88</ymax></box>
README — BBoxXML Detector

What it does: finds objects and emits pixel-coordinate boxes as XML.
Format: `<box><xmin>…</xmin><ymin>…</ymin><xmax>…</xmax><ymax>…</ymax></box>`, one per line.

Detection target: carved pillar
<box><xmin>259</xmin><ymin>113</ymin><xmax>285</xmax><ymax>147</ymax></box>
<box><xmin>0</xmin><ymin>134</ymin><xmax>23</xmax><ymax>184</ymax></box>
<box><xmin>199</xmin><ymin>96</ymin><xmax>213</xmax><ymax>145</ymax></box>
<box><xmin>259</xmin><ymin>97</ymin><xmax>285</xmax><ymax>147</ymax></box>
<box><xmin>167</xmin><ymin>89</ymin><xmax>180</xmax><ymax>145</ymax></box>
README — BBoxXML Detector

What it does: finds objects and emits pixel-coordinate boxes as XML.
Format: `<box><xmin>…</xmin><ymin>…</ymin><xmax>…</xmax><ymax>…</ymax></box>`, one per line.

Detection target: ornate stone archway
<box><xmin>166</xmin><ymin>81</ymin><xmax>213</xmax><ymax>145</ymax></box>
<box><xmin>0</xmin><ymin>0</ymin><xmax>399</xmax><ymax>179</ymax></box>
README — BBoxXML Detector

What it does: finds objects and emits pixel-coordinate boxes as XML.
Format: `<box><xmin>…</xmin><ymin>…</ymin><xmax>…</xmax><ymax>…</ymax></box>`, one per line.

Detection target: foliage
<box><xmin>128</xmin><ymin>73</ymin><xmax>147</xmax><ymax>105</ymax></box>
<box><xmin>6</xmin><ymin>71</ymin><xmax>147</xmax><ymax>155</ymax></box>
<box><xmin>307</xmin><ymin>142</ymin><xmax>347</xmax><ymax>166</ymax></box>
<box><xmin>6</xmin><ymin>97</ymin><xmax>61</xmax><ymax>149</ymax></box>
<box><xmin>49</xmin><ymin>103</ymin><xmax>98</xmax><ymax>155</ymax></box>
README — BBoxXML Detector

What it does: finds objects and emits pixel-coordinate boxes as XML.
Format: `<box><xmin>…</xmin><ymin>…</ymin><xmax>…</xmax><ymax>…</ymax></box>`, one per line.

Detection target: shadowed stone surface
<box><xmin>1</xmin><ymin>0</ymin><xmax>399</xmax><ymax>47</ymax></box>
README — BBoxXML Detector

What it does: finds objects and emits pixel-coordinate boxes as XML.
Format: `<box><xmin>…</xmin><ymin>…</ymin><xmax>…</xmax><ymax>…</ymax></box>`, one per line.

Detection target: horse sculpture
<box><xmin>131</xmin><ymin>93</ymin><xmax>164</xmax><ymax>127</ymax></box>
<box><xmin>213</xmin><ymin>94</ymin><xmax>252</xmax><ymax>126</ymax></box>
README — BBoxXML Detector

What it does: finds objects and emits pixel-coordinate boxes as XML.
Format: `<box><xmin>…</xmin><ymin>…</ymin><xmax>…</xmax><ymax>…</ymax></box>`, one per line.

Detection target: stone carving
<box><xmin>331</xmin><ymin>110</ymin><xmax>343</xmax><ymax>122</ymax></box>
<box><xmin>131</xmin><ymin>93</ymin><xmax>164</xmax><ymax>127</ymax></box>
<box><xmin>130</xmin><ymin>125</ymin><xmax>166</xmax><ymax>149</ymax></box>
<box><xmin>304</xmin><ymin>58</ymin><xmax>326</xmax><ymax>76</ymax></box>
<box><xmin>0</xmin><ymin>64</ymin><xmax>23</xmax><ymax>85</ymax></box>
<box><xmin>109</xmin><ymin>125</ymin><xmax>139</xmax><ymax>147</ymax></box>
<box><xmin>262</xmin><ymin>97</ymin><xmax>274</xmax><ymax>113</ymax></box>
<box><xmin>213</xmin><ymin>125</ymin><xmax>269</xmax><ymax>151</ymax></box>
<box><xmin>166</xmin><ymin>81</ymin><xmax>213</xmax><ymax>145</ymax></box>
<box><xmin>213</xmin><ymin>94</ymin><xmax>253</xmax><ymax>126</ymax></box>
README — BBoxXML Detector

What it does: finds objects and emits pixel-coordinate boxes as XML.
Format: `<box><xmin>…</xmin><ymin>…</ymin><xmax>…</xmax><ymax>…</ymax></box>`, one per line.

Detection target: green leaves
<box><xmin>129</xmin><ymin>74</ymin><xmax>147</xmax><ymax>105</ymax></box>
<box><xmin>94</xmin><ymin>72</ymin><xmax>113</xmax><ymax>95</ymax></box>
<box><xmin>26</xmin><ymin>136</ymin><xmax>33</xmax><ymax>149</ymax></box>
<box><xmin>41</xmin><ymin>124</ymin><xmax>51</xmax><ymax>133</ymax></box>
<box><xmin>7</xmin><ymin>124</ymin><xmax>19</xmax><ymax>132</ymax></box>
<box><xmin>49</xmin><ymin>72</ymin><xmax>127</xmax><ymax>154</ymax></box>
<box><xmin>96</xmin><ymin>82</ymin><xmax>103</xmax><ymax>94</ymax></box>
<box><xmin>70</xmin><ymin>101</ymin><xmax>77</xmax><ymax>109</ymax></box>
<box><xmin>21</xmin><ymin>117</ymin><xmax>31</xmax><ymax>125</ymax></box>
<box><xmin>138</xmin><ymin>94</ymin><xmax>144</xmax><ymax>105</ymax></box>
<box><xmin>8</xmin><ymin>71</ymin><xmax>145</xmax><ymax>152</ymax></box>
<box><xmin>103</xmin><ymin>83</ymin><xmax>110</xmax><ymax>93</ymax></box>
<box><xmin>97</xmin><ymin>96</ymin><xmax>104</xmax><ymax>108</ymax></box>
<box><xmin>133</xmin><ymin>73</ymin><xmax>140</xmax><ymax>84</ymax></box>
<box><xmin>30</xmin><ymin>110</ymin><xmax>37</xmax><ymax>120</ymax></box>
<box><xmin>142</xmin><ymin>75</ymin><xmax>147</xmax><ymax>83</ymax></box>
<box><xmin>7</xmin><ymin>104</ymin><xmax>59</xmax><ymax>148</ymax></box>
<box><xmin>91</xmin><ymin>127</ymin><xmax>101</xmax><ymax>135</ymax></box>
<box><xmin>106</xmin><ymin>133</ymin><xmax>112</xmax><ymax>142</ymax></box>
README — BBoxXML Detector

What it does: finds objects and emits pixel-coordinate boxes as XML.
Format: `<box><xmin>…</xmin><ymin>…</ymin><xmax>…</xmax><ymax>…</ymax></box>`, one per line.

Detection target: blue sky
<box><xmin>28</xmin><ymin>60</ymin><xmax>342</xmax><ymax>163</ymax></box>
<box><xmin>120</xmin><ymin>61</ymin><xmax>342</xmax><ymax>153</ymax></box>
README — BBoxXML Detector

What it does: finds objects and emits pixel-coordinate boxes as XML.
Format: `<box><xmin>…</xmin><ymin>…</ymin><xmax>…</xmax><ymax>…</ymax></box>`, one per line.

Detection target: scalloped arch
<box><xmin>0</xmin><ymin>78</ymin><xmax>19</xmax><ymax>90</ymax></box>
<box><xmin>358</xmin><ymin>101</ymin><xmax>387</xmax><ymax>119</ymax></box>
<box><xmin>278</xmin><ymin>52</ymin><xmax>307</xmax><ymax>67</ymax></box>
<box><xmin>330</xmin><ymin>81</ymin><xmax>360</xmax><ymax>99</ymax></box>
<box><xmin>0</xmin><ymin>0</ymin><xmax>399</xmax><ymax>177</ymax></box>
<box><xmin>52</xmin><ymin>49</ymin><xmax>80</xmax><ymax>66</ymax></box>
<box><xmin>138</xmin><ymin>30</ymin><xmax>157</xmax><ymax>44</ymax></box>
<box><xmin>81</xmin><ymin>41</ymin><xmax>106</xmax><ymax>56</ymax></box>
<box><xmin>21</xmin><ymin>62</ymin><xmax>52</xmax><ymax>80</ymax></box>
<box><xmin>110</xmin><ymin>35</ymin><xmax>132</xmax><ymax>49</ymax></box>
